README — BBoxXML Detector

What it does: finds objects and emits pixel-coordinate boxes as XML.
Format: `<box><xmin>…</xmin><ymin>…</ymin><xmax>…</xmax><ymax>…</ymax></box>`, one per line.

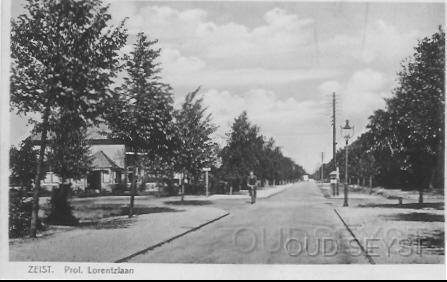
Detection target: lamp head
<box><xmin>341</xmin><ymin>120</ymin><xmax>354</xmax><ymax>142</ymax></box>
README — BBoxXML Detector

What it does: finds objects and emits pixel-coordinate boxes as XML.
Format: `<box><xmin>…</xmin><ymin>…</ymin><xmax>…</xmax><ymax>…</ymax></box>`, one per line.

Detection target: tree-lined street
<box><xmin>7</xmin><ymin>0</ymin><xmax>444</xmax><ymax>267</ymax></box>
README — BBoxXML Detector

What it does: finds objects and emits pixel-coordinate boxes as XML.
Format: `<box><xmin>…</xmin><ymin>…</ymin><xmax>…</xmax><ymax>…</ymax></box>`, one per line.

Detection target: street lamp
<box><xmin>341</xmin><ymin>120</ymin><xmax>354</xmax><ymax>207</ymax></box>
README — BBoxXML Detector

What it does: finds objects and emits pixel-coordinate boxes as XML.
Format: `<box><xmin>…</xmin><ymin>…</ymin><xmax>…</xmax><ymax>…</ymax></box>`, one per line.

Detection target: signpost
<box><xmin>203</xmin><ymin>168</ymin><xmax>211</xmax><ymax>197</ymax></box>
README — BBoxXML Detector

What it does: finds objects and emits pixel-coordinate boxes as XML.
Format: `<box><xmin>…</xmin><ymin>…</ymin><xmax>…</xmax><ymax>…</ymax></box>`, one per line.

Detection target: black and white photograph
<box><xmin>0</xmin><ymin>0</ymin><xmax>445</xmax><ymax>279</ymax></box>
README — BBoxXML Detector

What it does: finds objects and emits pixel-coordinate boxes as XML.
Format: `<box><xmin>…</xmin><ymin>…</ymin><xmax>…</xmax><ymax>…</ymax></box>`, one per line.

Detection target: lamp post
<box><xmin>341</xmin><ymin>120</ymin><xmax>354</xmax><ymax>207</ymax></box>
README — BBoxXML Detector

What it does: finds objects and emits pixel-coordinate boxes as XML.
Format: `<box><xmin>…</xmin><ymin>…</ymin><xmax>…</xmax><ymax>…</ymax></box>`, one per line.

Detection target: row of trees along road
<box><xmin>10</xmin><ymin>0</ymin><xmax>306</xmax><ymax>237</ymax></box>
<box><xmin>315</xmin><ymin>27</ymin><xmax>445</xmax><ymax>203</ymax></box>
<box><xmin>219</xmin><ymin>112</ymin><xmax>307</xmax><ymax>192</ymax></box>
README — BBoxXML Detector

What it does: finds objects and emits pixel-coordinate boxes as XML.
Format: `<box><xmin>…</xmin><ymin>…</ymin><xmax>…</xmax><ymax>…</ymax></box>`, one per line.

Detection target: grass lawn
<box><xmin>38</xmin><ymin>195</ymin><xmax>181</xmax><ymax>223</ymax></box>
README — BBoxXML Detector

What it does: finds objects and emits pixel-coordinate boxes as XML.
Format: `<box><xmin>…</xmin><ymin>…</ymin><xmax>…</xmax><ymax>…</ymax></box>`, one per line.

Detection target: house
<box><xmin>86</xmin><ymin>151</ymin><xmax>124</xmax><ymax>192</ymax></box>
<box><xmin>30</xmin><ymin>125</ymin><xmax>132</xmax><ymax>193</ymax></box>
<box><xmin>29</xmin><ymin>124</ymin><xmax>177</xmax><ymax>194</ymax></box>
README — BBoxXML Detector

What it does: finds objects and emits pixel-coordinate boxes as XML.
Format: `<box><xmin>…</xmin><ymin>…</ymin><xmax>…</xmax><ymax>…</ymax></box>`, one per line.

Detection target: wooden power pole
<box><xmin>332</xmin><ymin>92</ymin><xmax>337</xmax><ymax>168</ymax></box>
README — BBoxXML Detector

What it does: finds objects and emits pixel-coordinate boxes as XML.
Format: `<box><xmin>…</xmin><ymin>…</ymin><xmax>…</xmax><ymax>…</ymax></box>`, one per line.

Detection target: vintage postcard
<box><xmin>0</xmin><ymin>0</ymin><xmax>445</xmax><ymax>280</ymax></box>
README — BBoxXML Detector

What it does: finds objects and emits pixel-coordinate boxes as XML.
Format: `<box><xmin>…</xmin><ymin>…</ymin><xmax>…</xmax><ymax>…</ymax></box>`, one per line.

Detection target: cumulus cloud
<box><xmin>107</xmin><ymin>3</ymin><xmax>420</xmax><ymax>91</ymax></box>
<box><xmin>162</xmin><ymin>65</ymin><xmax>338</xmax><ymax>89</ymax></box>
<box><xmin>320</xmin><ymin>19</ymin><xmax>419</xmax><ymax>66</ymax></box>
<box><xmin>198</xmin><ymin>88</ymin><xmax>329</xmax><ymax>170</ymax></box>
<box><xmin>342</xmin><ymin>69</ymin><xmax>389</xmax><ymax>115</ymax></box>
<box><xmin>107</xmin><ymin>3</ymin><xmax>315</xmax><ymax>65</ymax></box>
<box><xmin>358</xmin><ymin>20</ymin><xmax>419</xmax><ymax>64</ymax></box>
<box><xmin>103</xmin><ymin>1</ymin><xmax>428</xmax><ymax>171</ymax></box>
<box><xmin>107</xmin><ymin>3</ymin><xmax>331</xmax><ymax>89</ymax></box>
<box><xmin>318</xmin><ymin>80</ymin><xmax>343</xmax><ymax>95</ymax></box>
<box><xmin>201</xmin><ymin>88</ymin><xmax>325</xmax><ymax>143</ymax></box>
<box><xmin>160</xmin><ymin>48</ymin><xmax>207</xmax><ymax>74</ymax></box>
<box><xmin>319</xmin><ymin>69</ymin><xmax>391</xmax><ymax>136</ymax></box>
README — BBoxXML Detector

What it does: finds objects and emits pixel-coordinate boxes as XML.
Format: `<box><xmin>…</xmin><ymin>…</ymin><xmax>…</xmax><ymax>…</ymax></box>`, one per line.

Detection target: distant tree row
<box><xmin>219</xmin><ymin>112</ymin><xmax>306</xmax><ymax>192</ymax></box>
<box><xmin>315</xmin><ymin>27</ymin><xmax>445</xmax><ymax>203</ymax></box>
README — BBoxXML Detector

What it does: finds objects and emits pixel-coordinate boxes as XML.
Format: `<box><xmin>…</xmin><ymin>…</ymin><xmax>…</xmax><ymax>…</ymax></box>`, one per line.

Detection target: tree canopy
<box><xmin>316</xmin><ymin>27</ymin><xmax>445</xmax><ymax>201</ymax></box>
<box><xmin>105</xmin><ymin>32</ymin><xmax>176</xmax><ymax>216</ymax></box>
<box><xmin>220</xmin><ymin>112</ymin><xmax>306</xmax><ymax>190</ymax></box>
<box><xmin>174</xmin><ymin>87</ymin><xmax>218</xmax><ymax>181</ymax></box>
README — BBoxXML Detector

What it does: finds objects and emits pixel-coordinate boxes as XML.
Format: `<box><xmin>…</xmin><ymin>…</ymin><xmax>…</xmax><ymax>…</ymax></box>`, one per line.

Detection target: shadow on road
<box><xmin>80</xmin><ymin>206</ymin><xmax>185</xmax><ymax>230</ymax></box>
<box><xmin>380</xmin><ymin>213</ymin><xmax>445</xmax><ymax>223</ymax></box>
<box><xmin>121</xmin><ymin>206</ymin><xmax>184</xmax><ymax>215</ymax></box>
<box><xmin>359</xmin><ymin>202</ymin><xmax>444</xmax><ymax>210</ymax></box>
<box><xmin>406</xmin><ymin>230</ymin><xmax>445</xmax><ymax>255</ymax></box>
<box><xmin>81</xmin><ymin>217</ymin><xmax>136</xmax><ymax>230</ymax></box>
<box><xmin>164</xmin><ymin>200</ymin><xmax>213</xmax><ymax>206</ymax></box>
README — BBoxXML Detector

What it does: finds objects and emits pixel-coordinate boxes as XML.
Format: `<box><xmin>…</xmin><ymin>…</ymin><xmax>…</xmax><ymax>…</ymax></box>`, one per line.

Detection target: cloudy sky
<box><xmin>10</xmin><ymin>1</ymin><xmax>445</xmax><ymax>172</ymax></box>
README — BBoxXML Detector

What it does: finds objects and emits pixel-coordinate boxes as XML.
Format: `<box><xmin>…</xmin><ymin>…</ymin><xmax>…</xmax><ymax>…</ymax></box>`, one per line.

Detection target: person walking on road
<box><xmin>247</xmin><ymin>171</ymin><xmax>258</xmax><ymax>204</ymax></box>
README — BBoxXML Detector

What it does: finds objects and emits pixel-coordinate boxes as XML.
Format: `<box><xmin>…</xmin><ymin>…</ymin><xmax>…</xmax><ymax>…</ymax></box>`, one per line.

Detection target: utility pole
<box><xmin>332</xmin><ymin>92</ymin><xmax>339</xmax><ymax>195</ymax></box>
<box><xmin>332</xmin><ymin>92</ymin><xmax>337</xmax><ymax>168</ymax></box>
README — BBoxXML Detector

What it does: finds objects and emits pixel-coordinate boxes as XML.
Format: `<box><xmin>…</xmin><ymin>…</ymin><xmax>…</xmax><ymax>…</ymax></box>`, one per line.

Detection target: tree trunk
<box><xmin>420</xmin><ymin>166</ymin><xmax>436</xmax><ymax>205</ymax></box>
<box><xmin>123</xmin><ymin>145</ymin><xmax>128</xmax><ymax>191</ymax></box>
<box><xmin>428</xmin><ymin>166</ymin><xmax>437</xmax><ymax>190</ymax></box>
<box><xmin>30</xmin><ymin>108</ymin><xmax>50</xmax><ymax>238</ymax></box>
<box><xmin>419</xmin><ymin>188</ymin><xmax>424</xmax><ymax>204</ymax></box>
<box><xmin>129</xmin><ymin>150</ymin><xmax>138</xmax><ymax>218</ymax></box>
<box><xmin>181</xmin><ymin>172</ymin><xmax>185</xmax><ymax>202</ymax></box>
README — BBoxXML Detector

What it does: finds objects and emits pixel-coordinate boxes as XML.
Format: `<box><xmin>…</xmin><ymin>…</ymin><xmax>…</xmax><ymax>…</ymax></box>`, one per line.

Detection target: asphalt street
<box><xmin>128</xmin><ymin>182</ymin><xmax>369</xmax><ymax>264</ymax></box>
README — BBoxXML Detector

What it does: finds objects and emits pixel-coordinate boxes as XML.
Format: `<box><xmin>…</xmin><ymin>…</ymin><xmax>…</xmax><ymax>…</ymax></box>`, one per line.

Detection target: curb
<box><xmin>115</xmin><ymin>212</ymin><xmax>230</xmax><ymax>263</ymax></box>
<box><xmin>334</xmin><ymin>208</ymin><xmax>376</xmax><ymax>265</ymax></box>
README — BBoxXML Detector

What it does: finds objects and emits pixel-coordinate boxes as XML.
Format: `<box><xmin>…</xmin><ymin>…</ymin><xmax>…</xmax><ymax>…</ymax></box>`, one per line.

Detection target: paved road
<box><xmin>128</xmin><ymin>182</ymin><xmax>369</xmax><ymax>264</ymax></box>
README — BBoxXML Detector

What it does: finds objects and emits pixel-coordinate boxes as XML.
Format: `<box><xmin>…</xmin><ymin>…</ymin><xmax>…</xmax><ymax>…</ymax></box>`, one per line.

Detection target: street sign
<box><xmin>202</xmin><ymin>168</ymin><xmax>211</xmax><ymax>172</ymax></box>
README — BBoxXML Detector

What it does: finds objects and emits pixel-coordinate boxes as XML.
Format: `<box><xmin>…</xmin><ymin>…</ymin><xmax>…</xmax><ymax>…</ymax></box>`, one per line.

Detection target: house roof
<box><xmin>91</xmin><ymin>150</ymin><xmax>123</xmax><ymax>170</ymax></box>
<box><xmin>30</xmin><ymin>124</ymin><xmax>123</xmax><ymax>145</ymax></box>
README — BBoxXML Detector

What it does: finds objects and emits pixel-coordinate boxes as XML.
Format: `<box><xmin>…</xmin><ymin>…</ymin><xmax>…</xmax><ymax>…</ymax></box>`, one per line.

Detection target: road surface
<box><xmin>128</xmin><ymin>182</ymin><xmax>369</xmax><ymax>264</ymax></box>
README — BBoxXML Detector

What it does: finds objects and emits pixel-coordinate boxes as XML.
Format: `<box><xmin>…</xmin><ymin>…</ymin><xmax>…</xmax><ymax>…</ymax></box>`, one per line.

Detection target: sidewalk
<box><xmin>196</xmin><ymin>183</ymin><xmax>294</xmax><ymax>201</ymax></box>
<box><xmin>318</xmin><ymin>183</ymin><xmax>444</xmax><ymax>264</ymax></box>
<box><xmin>9</xmin><ymin>184</ymin><xmax>293</xmax><ymax>262</ymax></box>
<box><xmin>10</xmin><ymin>205</ymin><xmax>228</xmax><ymax>262</ymax></box>
<box><xmin>335</xmin><ymin>205</ymin><xmax>444</xmax><ymax>264</ymax></box>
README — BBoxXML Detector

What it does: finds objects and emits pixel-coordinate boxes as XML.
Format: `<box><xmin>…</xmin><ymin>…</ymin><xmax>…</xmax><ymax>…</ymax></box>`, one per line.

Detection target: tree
<box><xmin>9</xmin><ymin>138</ymin><xmax>38</xmax><ymax>191</ymax></box>
<box><xmin>47</xmin><ymin>115</ymin><xmax>92</xmax><ymax>184</ymax></box>
<box><xmin>106</xmin><ymin>33</ymin><xmax>176</xmax><ymax>217</ymax></box>
<box><xmin>174</xmin><ymin>88</ymin><xmax>218</xmax><ymax>199</ymax></box>
<box><xmin>11</xmin><ymin>0</ymin><xmax>127</xmax><ymax>237</ymax></box>
<box><xmin>393</xmin><ymin>27</ymin><xmax>444</xmax><ymax>202</ymax></box>
<box><xmin>220</xmin><ymin>112</ymin><xmax>263</xmax><ymax>191</ymax></box>
<box><xmin>45</xmin><ymin>115</ymin><xmax>92</xmax><ymax>225</ymax></box>
<box><xmin>369</xmin><ymin>27</ymin><xmax>445</xmax><ymax>203</ymax></box>
<box><xmin>220</xmin><ymin>112</ymin><xmax>305</xmax><ymax>191</ymax></box>
<box><xmin>317</xmin><ymin>28</ymin><xmax>445</xmax><ymax>204</ymax></box>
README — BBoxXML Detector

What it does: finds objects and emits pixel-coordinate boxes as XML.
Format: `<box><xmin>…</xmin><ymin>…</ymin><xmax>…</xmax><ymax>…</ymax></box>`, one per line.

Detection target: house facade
<box><xmin>30</xmin><ymin>125</ymin><xmax>172</xmax><ymax>194</ymax></box>
<box><xmin>31</xmin><ymin>126</ymin><xmax>130</xmax><ymax>193</ymax></box>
